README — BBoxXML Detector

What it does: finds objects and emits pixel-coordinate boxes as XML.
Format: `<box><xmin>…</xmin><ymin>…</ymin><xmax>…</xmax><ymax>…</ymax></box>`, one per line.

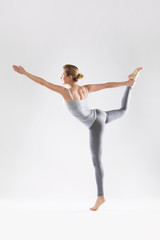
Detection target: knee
<box><xmin>122</xmin><ymin>106</ymin><xmax>128</xmax><ymax>113</ymax></box>
<box><xmin>92</xmin><ymin>157</ymin><xmax>102</xmax><ymax>167</ymax></box>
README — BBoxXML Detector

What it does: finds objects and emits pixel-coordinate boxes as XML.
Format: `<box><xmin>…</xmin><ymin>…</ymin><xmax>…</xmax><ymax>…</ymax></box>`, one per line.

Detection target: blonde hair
<box><xmin>63</xmin><ymin>64</ymin><xmax>84</xmax><ymax>82</ymax></box>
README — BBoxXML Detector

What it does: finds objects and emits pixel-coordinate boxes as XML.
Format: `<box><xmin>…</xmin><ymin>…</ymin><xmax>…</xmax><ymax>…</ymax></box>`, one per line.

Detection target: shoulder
<box><xmin>82</xmin><ymin>85</ymin><xmax>89</xmax><ymax>94</ymax></box>
<box><xmin>62</xmin><ymin>87</ymin><xmax>71</xmax><ymax>102</ymax></box>
<box><xmin>62</xmin><ymin>87</ymin><xmax>68</xmax><ymax>97</ymax></box>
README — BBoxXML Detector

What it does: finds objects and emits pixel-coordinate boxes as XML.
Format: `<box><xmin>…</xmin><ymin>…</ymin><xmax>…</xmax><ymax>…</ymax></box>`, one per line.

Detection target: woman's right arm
<box><xmin>83</xmin><ymin>81</ymin><xmax>129</xmax><ymax>93</ymax></box>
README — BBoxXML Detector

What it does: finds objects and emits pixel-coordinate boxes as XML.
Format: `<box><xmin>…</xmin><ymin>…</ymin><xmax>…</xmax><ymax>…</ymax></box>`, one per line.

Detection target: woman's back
<box><xmin>65</xmin><ymin>87</ymin><xmax>97</xmax><ymax>128</ymax></box>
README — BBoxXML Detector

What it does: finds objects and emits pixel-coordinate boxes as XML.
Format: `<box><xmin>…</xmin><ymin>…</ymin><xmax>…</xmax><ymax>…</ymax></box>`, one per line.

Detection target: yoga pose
<box><xmin>12</xmin><ymin>64</ymin><xmax>143</xmax><ymax>211</ymax></box>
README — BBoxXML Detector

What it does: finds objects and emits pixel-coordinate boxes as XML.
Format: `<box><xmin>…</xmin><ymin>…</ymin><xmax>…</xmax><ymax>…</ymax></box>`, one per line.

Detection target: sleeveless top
<box><xmin>65</xmin><ymin>87</ymin><xmax>97</xmax><ymax>128</ymax></box>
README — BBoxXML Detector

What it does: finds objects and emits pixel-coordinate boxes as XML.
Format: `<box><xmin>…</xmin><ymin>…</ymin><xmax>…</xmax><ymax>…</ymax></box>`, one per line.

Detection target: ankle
<box><xmin>97</xmin><ymin>196</ymin><xmax>105</xmax><ymax>199</ymax></box>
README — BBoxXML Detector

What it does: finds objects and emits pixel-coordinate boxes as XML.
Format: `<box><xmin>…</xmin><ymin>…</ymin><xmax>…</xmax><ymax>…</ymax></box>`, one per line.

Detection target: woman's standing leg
<box><xmin>88</xmin><ymin>86</ymin><xmax>132</xmax><ymax>211</ymax></box>
<box><xmin>89</xmin><ymin>109</ymin><xmax>106</xmax><ymax>210</ymax></box>
<box><xmin>89</xmin><ymin>119</ymin><xmax>105</xmax><ymax>196</ymax></box>
<box><xmin>105</xmin><ymin>86</ymin><xmax>132</xmax><ymax>124</ymax></box>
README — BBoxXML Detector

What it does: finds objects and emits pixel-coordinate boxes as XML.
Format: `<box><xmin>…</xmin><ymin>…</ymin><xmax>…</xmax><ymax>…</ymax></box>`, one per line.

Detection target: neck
<box><xmin>68</xmin><ymin>81</ymin><xmax>78</xmax><ymax>89</ymax></box>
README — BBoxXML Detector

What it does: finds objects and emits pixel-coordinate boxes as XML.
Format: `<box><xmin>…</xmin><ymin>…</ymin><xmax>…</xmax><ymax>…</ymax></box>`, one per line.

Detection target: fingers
<box><xmin>128</xmin><ymin>79</ymin><xmax>136</xmax><ymax>87</ymax></box>
<box><xmin>13</xmin><ymin>64</ymin><xmax>25</xmax><ymax>75</ymax></box>
<box><xmin>13</xmin><ymin>65</ymin><xmax>20</xmax><ymax>73</ymax></box>
<box><xmin>13</xmin><ymin>65</ymin><xmax>20</xmax><ymax>70</ymax></box>
<box><xmin>13</xmin><ymin>65</ymin><xmax>17</xmax><ymax>71</ymax></box>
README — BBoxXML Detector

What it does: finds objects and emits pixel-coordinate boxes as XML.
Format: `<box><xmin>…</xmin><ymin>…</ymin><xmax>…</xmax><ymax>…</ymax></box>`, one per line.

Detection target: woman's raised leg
<box><xmin>105</xmin><ymin>86</ymin><xmax>132</xmax><ymax>124</ymax></box>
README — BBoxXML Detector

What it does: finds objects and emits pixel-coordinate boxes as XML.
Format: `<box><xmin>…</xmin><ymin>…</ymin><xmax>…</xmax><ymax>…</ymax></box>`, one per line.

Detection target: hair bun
<box><xmin>77</xmin><ymin>73</ymin><xmax>84</xmax><ymax>79</ymax></box>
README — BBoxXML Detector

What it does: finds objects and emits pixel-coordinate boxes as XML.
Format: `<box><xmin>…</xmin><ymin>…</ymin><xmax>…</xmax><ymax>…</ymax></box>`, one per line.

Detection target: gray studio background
<box><xmin>0</xmin><ymin>0</ymin><xmax>160</xmax><ymax>202</ymax></box>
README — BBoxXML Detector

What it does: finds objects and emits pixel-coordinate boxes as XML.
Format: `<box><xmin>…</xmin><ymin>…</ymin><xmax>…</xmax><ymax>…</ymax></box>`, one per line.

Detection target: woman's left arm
<box><xmin>13</xmin><ymin>65</ymin><xmax>64</xmax><ymax>95</ymax></box>
<box><xmin>24</xmin><ymin>71</ymin><xmax>64</xmax><ymax>95</ymax></box>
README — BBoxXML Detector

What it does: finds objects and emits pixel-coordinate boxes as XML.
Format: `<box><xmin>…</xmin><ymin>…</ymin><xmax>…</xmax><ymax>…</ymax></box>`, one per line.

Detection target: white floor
<box><xmin>0</xmin><ymin>197</ymin><xmax>160</xmax><ymax>240</ymax></box>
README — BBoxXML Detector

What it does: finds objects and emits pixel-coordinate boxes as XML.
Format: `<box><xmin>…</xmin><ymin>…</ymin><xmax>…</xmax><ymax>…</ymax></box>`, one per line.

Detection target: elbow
<box><xmin>105</xmin><ymin>82</ymin><xmax>110</xmax><ymax>88</ymax></box>
<box><xmin>42</xmin><ymin>80</ymin><xmax>46</xmax><ymax>86</ymax></box>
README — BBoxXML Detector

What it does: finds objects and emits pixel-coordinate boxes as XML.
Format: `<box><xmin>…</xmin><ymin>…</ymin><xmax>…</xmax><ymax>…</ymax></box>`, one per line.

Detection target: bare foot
<box><xmin>128</xmin><ymin>67</ymin><xmax>144</xmax><ymax>80</ymax></box>
<box><xmin>90</xmin><ymin>196</ymin><xmax>105</xmax><ymax>211</ymax></box>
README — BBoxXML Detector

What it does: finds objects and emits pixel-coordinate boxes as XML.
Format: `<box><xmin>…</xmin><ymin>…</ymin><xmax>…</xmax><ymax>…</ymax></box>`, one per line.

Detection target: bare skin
<box><xmin>127</xmin><ymin>67</ymin><xmax>144</xmax><ymax>88</ymax></box>
<box><xmin>128</xmin><ymin>67</ymin><xmax>144</xmax><ymax>80</ymax></box>
<box><xmin>90</xmin><ymin>196</ymin><xmax>106</xmax><ymax>211</ymax></box>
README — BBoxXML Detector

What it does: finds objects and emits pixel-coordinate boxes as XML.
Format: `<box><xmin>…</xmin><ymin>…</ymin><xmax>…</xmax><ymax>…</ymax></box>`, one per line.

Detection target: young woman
<box><xmin>13</xmin><ymin>64</ymin><xmax>143</xmax><ymax>211</ymax></box>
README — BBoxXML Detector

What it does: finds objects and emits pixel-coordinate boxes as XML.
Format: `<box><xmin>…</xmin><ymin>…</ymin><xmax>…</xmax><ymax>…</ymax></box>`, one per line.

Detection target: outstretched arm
<box><xmin>83</xmin><ymin>81</ymin><xmax>129</xmax><ymax>93</ymax></box>
<box><xmin>13</xmin><ymin>65</ymin><xmax>64</xmax><ymax>95</ymax></box>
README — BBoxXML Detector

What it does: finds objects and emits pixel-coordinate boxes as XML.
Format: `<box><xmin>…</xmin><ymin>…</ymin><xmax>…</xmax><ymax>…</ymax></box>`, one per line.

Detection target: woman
<box><xmin>13</xmin><ymin>64</ymin><xmax>143</xmax><ymax>211</ymax></box>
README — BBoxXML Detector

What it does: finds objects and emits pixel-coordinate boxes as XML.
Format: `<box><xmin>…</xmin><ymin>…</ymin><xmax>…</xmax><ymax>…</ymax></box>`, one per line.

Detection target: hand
<box><xmin>13</xmin><ymin>65</ymin><xmax>26</xmax><ymax>75</ymax></box>
<box><xmin>127</xmin><ymin>78</ymin><xmax>136</xmax><ymax>87</ymax></box>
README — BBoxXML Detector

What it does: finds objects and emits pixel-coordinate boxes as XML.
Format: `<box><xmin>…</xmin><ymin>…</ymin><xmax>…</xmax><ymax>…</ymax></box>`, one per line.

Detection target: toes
<box><xmin>90</xmin><ymin>207</ymin><xmax>97</xmax><ymax>211</ymax></box>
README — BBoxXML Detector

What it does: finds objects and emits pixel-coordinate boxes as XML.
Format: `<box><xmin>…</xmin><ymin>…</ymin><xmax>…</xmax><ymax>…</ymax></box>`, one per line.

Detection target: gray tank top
<box><xmin>65</xmin><ymin>87</ymin><xmax>97</xmax><ymax>128</ymax></box>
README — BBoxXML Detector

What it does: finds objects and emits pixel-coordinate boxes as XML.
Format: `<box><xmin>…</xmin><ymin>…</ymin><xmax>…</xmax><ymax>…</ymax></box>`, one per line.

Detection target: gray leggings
<box><xmin>89</xmin><ymin>86</ymin><xmax>132</xmax><ymax>196</ymax></box>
